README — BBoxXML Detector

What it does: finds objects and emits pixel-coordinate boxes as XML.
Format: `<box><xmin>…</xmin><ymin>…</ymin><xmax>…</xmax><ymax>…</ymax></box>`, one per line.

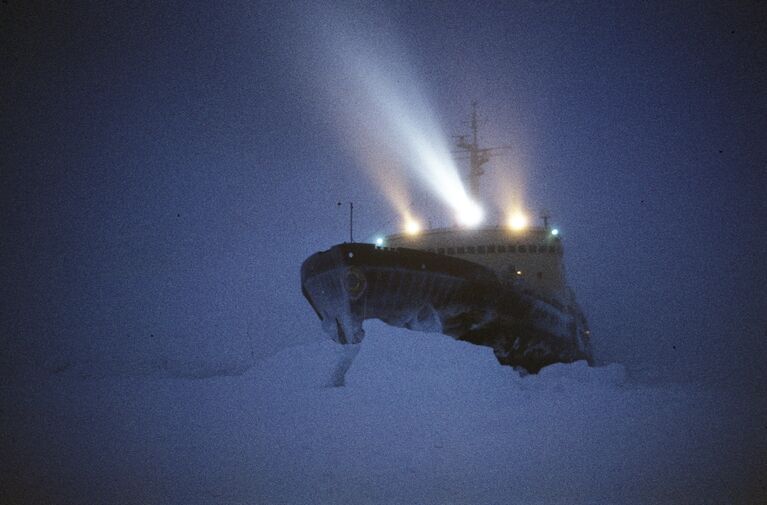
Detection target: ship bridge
<box><xmin>383</xmin><ymin>226</ymin><xmax>566</xmax><ymax>297</ymax></box>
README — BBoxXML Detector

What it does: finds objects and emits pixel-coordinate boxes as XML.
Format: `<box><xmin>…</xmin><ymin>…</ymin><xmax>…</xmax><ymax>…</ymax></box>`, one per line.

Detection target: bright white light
<box><xmin>404</xmin><ymin>219</ymin><xmax>421</xmax><ymax>235</ymax></box>
<box><xmin>456</xmin><ymin>200</ymin><xmax>484</xmax><ymax>228</ymax></box>
<box><xmin>375</xmin><ymin>237</ymin><xmax>384</xmax><ymax>246</ymax></box>
<box><xmin>324</xmin><ymin>29</ymin><xmax>479</xmax><ymax>227</ymax></box>
<box><xmin>508</xmin><ymin>213</ymin><xmax>528</xmax><ymax>231</ymax></box>
<box><xmin>551</xmin><ymin>228</ymin><xmax>559</xmax><ymax>236</ymax></box>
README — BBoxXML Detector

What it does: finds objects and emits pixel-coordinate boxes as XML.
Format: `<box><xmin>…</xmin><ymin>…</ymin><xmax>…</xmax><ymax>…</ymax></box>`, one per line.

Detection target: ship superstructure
<box><xmin>383</xmin><ymin>226</ymin><xmax>567</xmax><ymax>297</ymax></box>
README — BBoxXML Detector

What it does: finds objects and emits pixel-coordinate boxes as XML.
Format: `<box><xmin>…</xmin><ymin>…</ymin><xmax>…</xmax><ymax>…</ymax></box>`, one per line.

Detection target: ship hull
<box><xmin>301</xmin><ymin>243</ymin><xmax>592</xmax><ymax>373</ymax></box>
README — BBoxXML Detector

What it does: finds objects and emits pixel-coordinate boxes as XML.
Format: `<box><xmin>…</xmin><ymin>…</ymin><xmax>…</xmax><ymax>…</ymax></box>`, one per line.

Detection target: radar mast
<box><xmin>454</xmin><ymin>102</ymin><xmax>509</xmax><ymax>199</ymax></box>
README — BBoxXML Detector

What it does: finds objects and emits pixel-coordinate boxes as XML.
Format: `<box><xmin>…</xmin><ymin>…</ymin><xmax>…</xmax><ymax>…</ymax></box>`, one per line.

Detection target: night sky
<box><xmin>3</xmin><ymin>1</ymin><xmax>766</xmax><ymax>386</ymax></box>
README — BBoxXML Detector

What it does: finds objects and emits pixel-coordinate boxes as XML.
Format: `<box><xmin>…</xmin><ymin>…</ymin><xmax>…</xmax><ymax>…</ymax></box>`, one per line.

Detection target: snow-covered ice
<box><xmin>3</xmin><ymin>321</ymin><xmax>764</xmax><ymax>504</ymax></box>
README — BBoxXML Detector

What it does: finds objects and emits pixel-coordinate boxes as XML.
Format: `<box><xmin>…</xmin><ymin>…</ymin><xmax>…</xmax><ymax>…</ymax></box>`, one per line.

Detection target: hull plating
<box><xmin>301</xmin><ymin>243</ymin><xmax>592</xmax><ymax>372</ymax></box>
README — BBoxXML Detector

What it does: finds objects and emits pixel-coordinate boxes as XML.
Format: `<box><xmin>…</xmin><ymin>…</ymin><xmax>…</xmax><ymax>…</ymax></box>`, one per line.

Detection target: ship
<box><xmin>300</xmin><ymin>105</ymin><xmax>593</xmax><ymax>373</ymax></box>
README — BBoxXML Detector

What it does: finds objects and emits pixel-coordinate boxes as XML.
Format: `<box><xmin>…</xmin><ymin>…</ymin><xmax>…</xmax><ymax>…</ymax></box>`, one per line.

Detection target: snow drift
<box><xmin>2</xmin><ymin>322</ymin><xmax>764</xmax><ymax>504</ymax></box>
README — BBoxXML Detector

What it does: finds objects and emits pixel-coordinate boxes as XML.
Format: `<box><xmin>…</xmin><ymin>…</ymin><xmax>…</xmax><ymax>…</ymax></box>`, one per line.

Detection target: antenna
<box><xmin>337</xmin><ymin>201</ymin><xmax>354</xmax><ymax>242</ymax></box>
<box><xmin>540</xmin><ymin>209</ymin><xmax>551</xmax><ymax>230</ymax></box>
<box><xmin>454</xmin><ymin>102</ymin><xmax>510</xmax><ymax>199</ymax></box>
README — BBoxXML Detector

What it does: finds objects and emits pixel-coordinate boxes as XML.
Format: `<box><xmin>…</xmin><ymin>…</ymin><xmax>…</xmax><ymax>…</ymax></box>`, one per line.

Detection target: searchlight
<box><xmin>508</xmin><ymin>212</ymin><xmax>528</xmax><ymax>231</ymax></box>
<box><xmin>455</xmin><ymin>200</ymin><xmax>484</xmax><ymax>228</ymax></box>
<box><xmin>404</xmin><ymin>219</ymin><xmax>422</xmax><ymax>235</ymax></box>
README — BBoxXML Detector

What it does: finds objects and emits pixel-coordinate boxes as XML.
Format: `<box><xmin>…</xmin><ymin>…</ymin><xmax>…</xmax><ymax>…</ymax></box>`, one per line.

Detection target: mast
<box><xmin>337</xmin><ymin>201</ymin><xmax>354</xmax><ymax>242</ymax></box>
<box><xmin>454</xmin><ymin>102</ymin><xmax>507</xmax><ymax>199</ymax></box>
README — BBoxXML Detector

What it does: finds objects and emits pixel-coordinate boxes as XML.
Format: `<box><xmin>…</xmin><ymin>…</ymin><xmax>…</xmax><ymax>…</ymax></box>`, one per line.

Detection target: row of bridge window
<box><xmin>426</xmin><ymin>244</ymin><xmax>562</xmax><ymax>255</ymax></box>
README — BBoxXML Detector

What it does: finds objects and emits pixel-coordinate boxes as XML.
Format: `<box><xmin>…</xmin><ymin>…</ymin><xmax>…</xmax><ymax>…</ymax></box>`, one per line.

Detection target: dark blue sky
<box><xmin>2</xmin><ymin>1</ymin><xmax>765</xmax><ymax>384</ymax></box>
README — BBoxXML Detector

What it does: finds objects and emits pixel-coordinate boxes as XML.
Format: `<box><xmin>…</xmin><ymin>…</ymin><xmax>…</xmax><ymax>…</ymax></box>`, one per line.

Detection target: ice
<box><xmin>345</xmin><ymin>320</ymin><xmax>511</xmax><ymax>390</ymax></box>
<box><xmin>251</xmin><ymin>338</ymin><xmax>358</xmax><ymax>391</ymax></box>
<box><xmin>535</xmin><ymin>360</ymin><xmax>626</xmax><ymax>387</ymax></box>
<box><xmin>3</xmin><ymin>324</ymin><xmax>764</xmax><ymax>504</ymax></box>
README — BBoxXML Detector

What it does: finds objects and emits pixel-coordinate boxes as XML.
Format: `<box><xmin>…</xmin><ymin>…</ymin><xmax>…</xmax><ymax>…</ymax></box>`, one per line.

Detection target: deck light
<box><xmin>404</xmin><ymin>219</ymin><xmax>421</xmax><ymax>235</ymax></box>
<box><xmin>508</xmin><ymin>213</ymin><xmax>528</xmax><ymax>231</ymax></box>
<box><xmin>456</xmin><ymin>200</ymin><xmax>484</xmax><ymax>228</ymax></box>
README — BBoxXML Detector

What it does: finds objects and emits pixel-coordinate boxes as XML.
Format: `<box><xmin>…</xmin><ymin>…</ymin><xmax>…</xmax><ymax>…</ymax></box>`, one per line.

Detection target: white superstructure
<box><xmin>384</xmin><ymin>226</ymin><xmax>566</xmax><ymax>298</ymax></box>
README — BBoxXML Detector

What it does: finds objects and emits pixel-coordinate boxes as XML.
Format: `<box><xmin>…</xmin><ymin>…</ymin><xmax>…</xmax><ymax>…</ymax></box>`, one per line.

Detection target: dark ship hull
<box><xmin>301</xmin><ymin>242</ymin><xmax>592</xmax><ymax>373</ymax></box>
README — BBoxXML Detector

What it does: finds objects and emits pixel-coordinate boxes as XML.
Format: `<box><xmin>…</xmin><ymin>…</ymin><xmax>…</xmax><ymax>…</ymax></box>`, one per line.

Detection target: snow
<box><xmin>3</xmin><ymin>322</ymin><xmax>765</xmax><ymax>504</ymax></box>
